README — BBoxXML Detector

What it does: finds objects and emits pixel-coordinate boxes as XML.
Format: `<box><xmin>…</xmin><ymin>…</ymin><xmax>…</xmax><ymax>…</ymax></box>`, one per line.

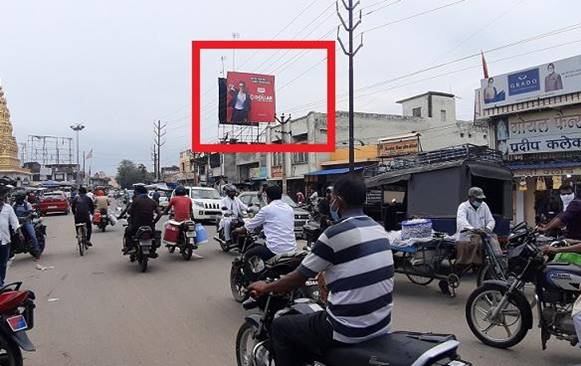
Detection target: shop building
<box><xmin>476</xmin><ymin>54</ymin><xmax>581</xmax><ymax>225</ymax></box>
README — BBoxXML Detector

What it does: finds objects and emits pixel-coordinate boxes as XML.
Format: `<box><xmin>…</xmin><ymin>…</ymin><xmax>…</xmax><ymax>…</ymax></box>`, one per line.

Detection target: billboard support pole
<box><xmin>275</xmin><ymin>113</ymin><xmax>292</xmax><ymax>195</ymax></box>
<box><xmin>337</xmin><ymin>0</ymin><xmax>363</xmax><ymax>173</ymax></box>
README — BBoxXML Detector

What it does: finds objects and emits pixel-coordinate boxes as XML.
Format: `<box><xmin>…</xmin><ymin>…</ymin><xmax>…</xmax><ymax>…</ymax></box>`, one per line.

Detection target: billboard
<box><xmin>480</xmin><ymin>54</ymin><xmax>581</xmax><ymax>109</ymax></box>
<box><xmin>218</xmin><ymin>71</ymin><xmax>275</xmax><ymax>125</ymax></box>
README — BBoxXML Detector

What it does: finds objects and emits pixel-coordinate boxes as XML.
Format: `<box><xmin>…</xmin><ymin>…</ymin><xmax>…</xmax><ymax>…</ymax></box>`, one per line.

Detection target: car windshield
<box><xmin>191</xmin><ymin>189</ymin><xmax>220</xmax><ymax>200</ymax></box>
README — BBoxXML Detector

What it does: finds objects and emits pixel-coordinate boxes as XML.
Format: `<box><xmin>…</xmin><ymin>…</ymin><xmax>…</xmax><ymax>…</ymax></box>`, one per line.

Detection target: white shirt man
<box><xmin>244</xmin><ymin>198</ymin><xmax>296</xmax><ymax>255</ymax></box>
<box><xmin>219</xmin><ymin>192</ymin><xmax>248</xmax><ymax>242</ymax></box>
<box><xmin>0</xmin><ymin>200</ymin><xmax>20</xmax><ymax>287</ymax></box>
<box><xmin>456</xmin><ymin>187</ymin><xmax>496</xmax><ymax>241</ymax></box>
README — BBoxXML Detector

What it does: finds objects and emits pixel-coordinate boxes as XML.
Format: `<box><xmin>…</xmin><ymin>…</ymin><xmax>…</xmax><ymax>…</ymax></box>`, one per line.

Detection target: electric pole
<box><xmin>153</xmin><ymin>120</ymin><xmax>167</xmax><ymax>181</ymax></box>
<box><xmin>69</xmin><ymin>123</ymin><xmax>85</xmax><ymax>186</ymax></box>
<box><xmin>274</xmin><ymin>113</ymin><xmax>292</xmax><ymax>195</ymax></box>
<box><xmin>337</xmin><ymin>0</ymin><xmax>363</xmax><ymax>173</ymax></box>
<box><xmin>232</xmin><ymin>32</ymin><xmax>240</xmax><ymax>71</ymax></box>
<box><xmin>151</xmin><ymin>145</ymin><xmax>158</xmax><ymax>180</ymax></box>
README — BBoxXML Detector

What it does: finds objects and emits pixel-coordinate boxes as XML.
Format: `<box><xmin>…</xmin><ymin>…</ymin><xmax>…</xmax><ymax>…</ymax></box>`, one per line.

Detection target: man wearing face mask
<box><xmin>541</xmin><ymin>184</ymin><xmax>581</xmax><ymax>240</ymax></box>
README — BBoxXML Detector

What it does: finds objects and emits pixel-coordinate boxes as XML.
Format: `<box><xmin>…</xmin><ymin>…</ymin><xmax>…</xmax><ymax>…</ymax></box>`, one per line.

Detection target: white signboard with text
<box><xmin>481</xmin><ymin>54</ymin><xmax>581</xmax><ymax>109</ymax></box>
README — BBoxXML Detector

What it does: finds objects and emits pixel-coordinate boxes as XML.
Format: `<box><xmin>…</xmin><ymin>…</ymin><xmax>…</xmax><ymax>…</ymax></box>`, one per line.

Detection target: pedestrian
<box><xmin>0</xmin><ymin>185</ymin><xmax>23</xmax><ymax>287</ymax></box>
<box><xmin>152</xmin><ymin>189</ymin><xmax>161</xmax><ymax>205</ymax></box>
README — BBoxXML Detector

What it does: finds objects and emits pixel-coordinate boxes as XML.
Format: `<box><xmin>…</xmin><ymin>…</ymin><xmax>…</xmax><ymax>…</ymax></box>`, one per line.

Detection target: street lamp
<box><xmin>70</xmin><ymin>123</ymin><xmax>85</xmax><ymax>186</ymax></box>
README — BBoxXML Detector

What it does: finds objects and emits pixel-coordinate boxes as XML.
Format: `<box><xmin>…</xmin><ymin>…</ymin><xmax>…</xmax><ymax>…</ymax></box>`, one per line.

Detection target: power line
<box><xmin>278</xmin><ymin>57</ymin><xmax>327</xmax><ymax>90</ymax></box>
<box><xmin>363</xmin><ymin>0</ymin><xmax>402</xmax><ymax>16</ymax></box>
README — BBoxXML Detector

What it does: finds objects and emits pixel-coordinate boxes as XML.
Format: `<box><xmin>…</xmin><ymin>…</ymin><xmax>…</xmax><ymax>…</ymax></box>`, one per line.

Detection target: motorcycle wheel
<box><xmin>0</xmin><ymin>333</ymin><xmax>23</xmax><ymax>366</ymax></box>
<box><xmin>236</xmin><ymin>322</ymin><xmax>260</xmax><ymax>366</ymax></box>
<box><xmin>466</xmin><ymin>284</ymin><xmax>528</xmax><ymax>348</ymax></box>
<box><xmin>230</xmin><ymin>264</ymin><xmax>247</xmax><ymax>303</ymax></box>
<box><xmin>139</xmin><ymin>255</ymin><xmax>148</xmax><ymax>273</ymax></box>
<box><xmin>181</xmin><ymin>245</ymin><xmax>193</xmax><ymax>261</ymax></box>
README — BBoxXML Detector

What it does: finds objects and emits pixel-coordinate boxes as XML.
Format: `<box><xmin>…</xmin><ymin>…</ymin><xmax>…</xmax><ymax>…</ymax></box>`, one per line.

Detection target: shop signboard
<box><xmin>249</xmin><ymin>167</ymin><xmax>267</xmax><ymax>179</ymax></box>
<box><xmin>377</xmin><ymin>135</ymin><xmax>419</xmax><ymax>158</ymax></box>
<box><xmin>271</xmin><ymin>166</ymin><xmax>283</xmax><ymax>178</ymax></box>
<box><xmin>481</xmin><ymin>54</ymin><xmax>581</xmax><ymax>109</ymax></box>
<box><xmin>506</xmin><ymin>112</ymin><xmax>581</xmax><ymax>155</ymax></box>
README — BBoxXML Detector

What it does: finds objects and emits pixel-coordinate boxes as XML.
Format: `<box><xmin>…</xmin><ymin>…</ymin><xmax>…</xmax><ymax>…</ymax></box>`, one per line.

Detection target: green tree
<box><xmin>116</xmin><ymin>160</ymin><xmax>141</xmax><ymax>188</ymax></box>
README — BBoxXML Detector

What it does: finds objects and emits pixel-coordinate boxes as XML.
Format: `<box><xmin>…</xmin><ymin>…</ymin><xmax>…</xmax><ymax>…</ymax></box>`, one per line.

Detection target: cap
<box><xmin>468</xmin><ymin>187</ymin><xmax>486</xmax><ymax>199</ymax></box>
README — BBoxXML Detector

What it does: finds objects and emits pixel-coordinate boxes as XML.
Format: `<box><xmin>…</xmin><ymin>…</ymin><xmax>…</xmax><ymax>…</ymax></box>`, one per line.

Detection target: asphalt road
<box><xmin>6</xmin><ymin>212</ymin><xmax>580</xmax><ymax>366</ymax></box>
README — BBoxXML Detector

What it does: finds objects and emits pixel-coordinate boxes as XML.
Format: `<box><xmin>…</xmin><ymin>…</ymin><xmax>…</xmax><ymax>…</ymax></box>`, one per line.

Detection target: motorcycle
<box><xmin>466</xmin><ymin>226</ymin><xmax>580</xmax><ymax>349</ymax></box>
<box><xmin>214</xmin><ymin>209</ymin><xmax>249</xmax><ymax>253</ymax></box>
<box><xmin>9</xmin><ymin>215</ymin><xmax>46</xmax><ymax>258</ymax></box>
<box><xmin>93</xmin><ymin>209</ymin><xmax>111</xmax><ymax>232</ymax></box>
<box><xmin>236</xmin><ymin>291</ymin><xmax>471</xmax><ymax>366</ymax></box>
<box><xmin>0</xmin><ymin>282</ymin><xmax>36</xmax><ymax>366</ymax></box>
<box><xmin>164</xmin><ymin>219</ymin><xmax>197</xmax><ymax>261</ymax></box>
<box><xmin>123</xmin><ymin>225</ymin><xmax>161</xmax><ymax>273</ymax></box>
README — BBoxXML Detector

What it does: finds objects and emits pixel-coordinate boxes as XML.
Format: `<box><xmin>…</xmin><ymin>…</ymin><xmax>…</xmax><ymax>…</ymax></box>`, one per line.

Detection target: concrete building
<box><xmin>476</xmin><ymin>55</ymin><xmax>581</xmax><ymax>225</ymax></box>
<box><xmin>265</xmin><ymin>92</ymin><xmax>487</xmax><ymax>197</ymax></box>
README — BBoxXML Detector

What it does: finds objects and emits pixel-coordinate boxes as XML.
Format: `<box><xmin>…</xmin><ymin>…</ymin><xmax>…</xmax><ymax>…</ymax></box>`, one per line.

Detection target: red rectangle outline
<box><xmin>192</xmin><ymin>40</ymin><xmax>336</xmax><ymax>153</ymax></box>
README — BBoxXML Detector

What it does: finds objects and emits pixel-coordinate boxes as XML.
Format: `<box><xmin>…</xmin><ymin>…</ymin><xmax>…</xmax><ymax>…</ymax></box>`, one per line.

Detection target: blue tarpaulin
<box><xmin>305</xmin><ymin>167</ymin><xmax>364</xmax><ymax>176</ymax></box>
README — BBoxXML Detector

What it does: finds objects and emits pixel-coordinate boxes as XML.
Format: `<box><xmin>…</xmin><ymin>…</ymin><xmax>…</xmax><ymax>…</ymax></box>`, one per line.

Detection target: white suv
<box><xmin>174</xmin><ymin>186</ymin><xmax>222</xmax><ymax>223</ymax></box>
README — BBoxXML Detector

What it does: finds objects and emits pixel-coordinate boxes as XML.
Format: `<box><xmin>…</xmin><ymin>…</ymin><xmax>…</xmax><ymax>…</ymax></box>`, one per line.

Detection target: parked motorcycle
<box><xmin>164</xmin><ymin>219</ymin><xmax>197</xmax><ymax>261</ymax></box>
<box><xmin>0</xmin><ymin>282</ymin><xmax>36</xmax><ymax>366</ymax></box>
<box><xmin>123</xmin><ymin>225</ymin><xmax>161</xmax><ymax>273</ymax></box>
<box><xmin>9</xmin><ymin>215</ymin><xmax>46</xmax><ymax>258</ymax></box>
<box><xmin>466</xmin><ymin>227</ymin><xmax>580</xmax><ymax>349</ymax></box>
<box><xmin>236</xmin><ymin>291</ymin><xmax>471</xmax><ymax>366</ymax></box>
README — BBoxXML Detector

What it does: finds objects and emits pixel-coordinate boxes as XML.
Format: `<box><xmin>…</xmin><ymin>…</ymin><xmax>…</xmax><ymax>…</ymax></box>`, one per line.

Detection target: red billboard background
<box><xmin>225</xmin><ymin>72</ymin><xmax>275</xmax><ymax>124</ymax></box>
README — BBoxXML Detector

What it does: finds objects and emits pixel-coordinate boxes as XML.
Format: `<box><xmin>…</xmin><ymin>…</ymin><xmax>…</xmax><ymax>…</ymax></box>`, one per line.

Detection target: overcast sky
<box><xmin>2</xmin><ymin>0</ymin><xmax>581</xmax><ymax>175</ymax></box>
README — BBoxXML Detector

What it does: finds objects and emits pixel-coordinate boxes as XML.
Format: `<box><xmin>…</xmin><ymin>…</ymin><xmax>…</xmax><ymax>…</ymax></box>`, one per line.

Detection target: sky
<box><xmin>2</xmin><ymin>0</ymin><xmax>581</xmax><ymax>175</ymax></box>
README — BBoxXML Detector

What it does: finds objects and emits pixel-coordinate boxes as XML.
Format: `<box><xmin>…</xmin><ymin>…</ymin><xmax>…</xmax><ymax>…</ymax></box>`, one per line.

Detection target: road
<box><xmin>6</xmin><ymin>213</ymin><xmax>580</xmax><ymax>366</ymax></box>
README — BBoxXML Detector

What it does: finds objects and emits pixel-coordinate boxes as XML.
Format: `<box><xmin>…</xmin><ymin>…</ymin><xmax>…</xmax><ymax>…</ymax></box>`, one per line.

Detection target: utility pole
<box><xmin>151</xmin><ymin>145</ymin><xmax>157</xmax><ymax>180</ymax></box>
<box><xmin>232</xmin><ymin>32</ymin><xmax>240</xmax><ymax>71</ymax></box>
<box><xmin>69</xmin><ymin>123</ymin><xmax>85</xmax><ymax>186</ymax></box>
<box><xmin>337</xmin><ymin>0</ymin><xmax>363</xmax><ymax>172</ymax></box>
<box><xmin>153</xmin><ymin>120</ymin><xmax>167</xmax><ymax>181</ymax></box>
<box><xmin>274</xmin><ymin>113</ymin><xmax>292</xmax><ymax>195</ymax></box>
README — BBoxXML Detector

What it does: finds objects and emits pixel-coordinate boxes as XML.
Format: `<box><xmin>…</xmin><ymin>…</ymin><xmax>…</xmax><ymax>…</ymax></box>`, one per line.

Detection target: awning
<box><xmin>366</xmin><ymin>174</ymin><xmax>411</xmax><ymax>188</ymax></box>
<box><xmin>305</xmin><ymin>167</ymin><xmax>364</xmax><ymax>176</ymax></box>
<box><xmin>468</xmin><ymin>162</ymin><xmax>512</xmax><ymax>181</ymax></box>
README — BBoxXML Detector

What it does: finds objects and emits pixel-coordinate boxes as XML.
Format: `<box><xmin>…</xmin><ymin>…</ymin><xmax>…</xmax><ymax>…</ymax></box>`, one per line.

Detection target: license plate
<box><xmin>48</xmin><ymin>206</ymin><xmax>57</xmax><ymax>209</ymax></box>
<box><xmin>6</xmin><ymin>315</ymin><xmax>27</xmax><ymax>332</ymax></box>
<box><xmin>139</xmin><ymin>240</ymin><xmax>152</xmax><ymax>247</ymax></box>
<box><xmin>185</xmin><ymin>232</ymin><xmax>196</xmax><ymax>238</ymax></box>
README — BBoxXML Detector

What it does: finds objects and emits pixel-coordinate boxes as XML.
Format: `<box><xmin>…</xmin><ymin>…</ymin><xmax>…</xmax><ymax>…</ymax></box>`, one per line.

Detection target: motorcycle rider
<box><xmin>12</xmin><ymin>192</ymin><xmax>40</xmax><ymax>259</ymax></box>
<box><xmin>218</xmin><ymin>184</ymin><xmax>248</xmax><ymax>244</ymax></box>
<box><xmin>118</xmin><ymin>184</ymin><xmax>161</xmax><ymax>253</ymax></box>
<box><xmin>71</xmin><ymin>186</ymin><xmax>95</xmax><ymax>247</ymax></box>
<box><xmin>318</xmin><ymin>187</ymin><xmax>333</xmax><ymax>230</ymax></box>
<box><xmin>163</xmin><ymin>186</ymin><xmax>194</xmax><ymax>221</ymax></box>
<box><xmin>94</xmin><ymin>190</ymin><xmax>110</xmax><ymax>215</ymax></box>
<box><xmin>0</xmin><ymin>185</ymin><xmax>24</xmax><ymax>287</ymax></box>
<box><xmin>234</xmin><ymin>184</ymin><xmax>296</xmax><ymax>263</ymax></box>
<box><xmin>249</xmin><ymin>175</ymin><xmax>394</xmax><ymax>366</ymax></box>
<box><xmin>541</xmin><ymin>184</ymin><xmax>581</xmax><ymax>240</ymax></box>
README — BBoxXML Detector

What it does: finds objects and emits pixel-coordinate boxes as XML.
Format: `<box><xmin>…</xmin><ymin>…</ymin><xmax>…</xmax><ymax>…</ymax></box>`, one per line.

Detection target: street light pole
<box><xmin>69</xmin><ymin>123</ymin><xmax>85</xmax><ymax>186</ymax></box>
<box><xmin>337</xmin><ymin>0</ymin><xmax>363</xmax><ymax>172</ymax></box>
<box><xmin>274</xmin><ymin>113</ymin><xmax>292</xmax><ymax>195</ymax></box>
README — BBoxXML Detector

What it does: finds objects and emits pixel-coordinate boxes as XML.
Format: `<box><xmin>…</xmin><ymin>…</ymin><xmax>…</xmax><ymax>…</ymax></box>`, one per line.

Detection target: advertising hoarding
<box><xmin>219</xmin><ymin>71</ymin><xmax>275</xmax><ymax>125</ymax></box>
<box><xmin>480</xmin><ymin>54</ymin><xmax>581</xmax><ymax>109</ymax></box>
<box><xmin>377</xmin><ymin>135</ymin><xmax>420</xmax><ymax>158</ymax></box>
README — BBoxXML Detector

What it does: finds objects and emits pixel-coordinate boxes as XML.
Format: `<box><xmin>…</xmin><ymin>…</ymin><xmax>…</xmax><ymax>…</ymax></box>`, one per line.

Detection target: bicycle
<box><xmin>75</xmin><ymin>223</ymin><xmax>88</xmax><ymax>256</ymax></box>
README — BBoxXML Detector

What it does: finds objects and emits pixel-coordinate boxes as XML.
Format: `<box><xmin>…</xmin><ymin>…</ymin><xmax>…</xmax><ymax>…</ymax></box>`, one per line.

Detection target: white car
<box><xmin>173</xmin><ymin>186</ymin><xmax>222</xmax><ymax>223</ymax></box>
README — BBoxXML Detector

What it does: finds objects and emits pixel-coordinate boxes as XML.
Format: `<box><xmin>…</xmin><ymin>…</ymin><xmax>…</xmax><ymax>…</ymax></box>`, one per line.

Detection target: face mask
<box><xmin>471</xmin><ymin>200</ymin><xmax>482</xmax><ymax>209</ymax></box>
<box><xmin>561</xmin><ymin>193</ymin><xmax>575</xmax><ymax>210</ymax></box>
<box><xmin>330</xmin><ymin>199</ymin><xmax>340</xmax><ymax>221</ymax></box>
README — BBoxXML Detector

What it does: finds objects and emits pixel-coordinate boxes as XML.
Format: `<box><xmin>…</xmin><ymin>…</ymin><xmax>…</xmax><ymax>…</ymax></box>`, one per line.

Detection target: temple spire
<box><xmin>0</xmin><ymin>85</ymin><xmax>29</xmax><ymax>176</ymax></box>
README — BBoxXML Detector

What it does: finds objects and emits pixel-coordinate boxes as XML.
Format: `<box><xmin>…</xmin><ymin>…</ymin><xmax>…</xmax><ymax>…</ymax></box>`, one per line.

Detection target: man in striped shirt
<box><xmin>249</xmin><ymin>175</ymin><xmax>394</xmax><ymax>366</ymax></box>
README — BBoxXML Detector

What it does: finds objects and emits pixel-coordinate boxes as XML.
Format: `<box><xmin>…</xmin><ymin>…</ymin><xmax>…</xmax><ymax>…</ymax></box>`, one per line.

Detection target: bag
<box><xmin>194</xmin><ymin>223</ymin><xmax>208</xmax><ymax>245</ymax></box>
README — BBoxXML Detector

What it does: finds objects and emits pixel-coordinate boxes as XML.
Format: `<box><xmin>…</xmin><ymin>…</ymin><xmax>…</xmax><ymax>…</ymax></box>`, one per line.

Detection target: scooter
<box><xmin>0</xmin><ymin>282</ymin><xmax>36</xmax><ymax>366</ymax></box>
<box><xmin>237</xmin><ymin>291</ymin><xmax>471</xmax><ymax>366</ymax></box>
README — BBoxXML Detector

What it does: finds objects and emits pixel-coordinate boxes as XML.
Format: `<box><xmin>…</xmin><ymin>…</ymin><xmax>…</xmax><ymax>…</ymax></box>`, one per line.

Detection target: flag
<box><xmin>86</xmin><ymin>149</ymin><xmax>93</xmax><ymax>159</ymax></box>
<box><xmin>481</xmin><ymin>50</ymin><xmax>489</xmax><ymax>79</ymax></box>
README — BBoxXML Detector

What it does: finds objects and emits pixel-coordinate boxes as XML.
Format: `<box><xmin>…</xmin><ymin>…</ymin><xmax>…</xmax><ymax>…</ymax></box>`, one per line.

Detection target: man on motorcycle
<box><xmin>94</xmin><ymin>190</ymin><xmax>110</xmax><ymax>214</ymax></box>
<box><xmin>163</xmin><ymin>186</ymin><xmax>193</xmax><ymax>221</ymax></box>
<box><xmin>541</xmin><ymin>184</ymin><xmax>581</xmax><ymax>240</ymax></box>
<box><xmin>249</xmin><ymin>175</ymin><xmax>394</xmax><ymax>366</ymax></box>
<box><xmin>71</xmin><ymin>186</ymin><xmax>95</xmax><ymax>247</ymax></box>
<box><xmin>234</xmin><ymin>184</ymin><xmax>296</xmax><ymax>262</ymax></box>
<box><xmin>0</xmin><ymin>185</ymin><xmax>24</xmax><ymax>287</ymax></box>
<box><xmin>12</xmin><ymin>192</ymin><xmax>40</xmax><ymax>259</ymax></box>
<box><xmin>119</xmin><ymin>184</ymin><xmax>161</xmax><ymax>253</ymax></box>
<box><xmin>218</xmin><ymin>184</ymin><xmax>248</xmax><ymax>244</ymax></box>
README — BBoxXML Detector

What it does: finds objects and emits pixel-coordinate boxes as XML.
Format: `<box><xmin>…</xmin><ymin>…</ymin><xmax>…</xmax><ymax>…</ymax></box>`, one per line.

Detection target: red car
<box><xmin>39</xmin><ymin>191</ymin><xmax>70</xmax><ymax>215</ymax></box>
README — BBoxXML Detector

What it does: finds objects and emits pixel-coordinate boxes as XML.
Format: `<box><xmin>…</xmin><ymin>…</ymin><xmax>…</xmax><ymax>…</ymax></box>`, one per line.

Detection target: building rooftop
<box><xmin>396</xmin><ymin>91</ymin><xmax>455</xmax><ymax>104</ymax></box>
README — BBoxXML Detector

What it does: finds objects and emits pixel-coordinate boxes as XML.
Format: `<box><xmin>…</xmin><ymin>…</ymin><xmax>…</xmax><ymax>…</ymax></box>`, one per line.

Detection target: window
<box><xmin>292</xmin><ymin>152</ymin><xmax>308</xmax><ymax>164</ymax></box>
<box><xmin>272</xmin><ymin>152</ymin><xmax>282</xmax><ymax>166</ymax></box>
<box><xmin>440</xmin><ymin>109</ymin><xmax>447</xmax><ymax>122</ymax></box>
<box><xmin>412</xmin><ymin>107</ymin><xmax>422</xmax><ymax>117</ymax></box>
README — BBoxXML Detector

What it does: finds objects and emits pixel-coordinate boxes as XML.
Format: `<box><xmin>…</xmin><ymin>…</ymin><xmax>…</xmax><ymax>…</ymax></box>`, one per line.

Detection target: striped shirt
<box><xmin>298</xmin><ymin>210</ymin><xmax>394</xmax><ymax>344</ymax></box>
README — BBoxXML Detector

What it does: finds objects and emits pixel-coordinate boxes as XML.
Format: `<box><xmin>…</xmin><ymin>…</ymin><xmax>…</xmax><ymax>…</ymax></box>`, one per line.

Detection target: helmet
<box><xmin>0</xmin><ymin>185</ymin><xmax>12</xmax><ymax>197</ymax></box>
<box><xmin>175</xmin><ymin>185</ymin><xmax>187</xmax><ymax>196</ymax></box>
<box><xmin>223</xmin><ymin>184</ymin><xmax>237</xmax><ymax>194</ymax></box>
<box><xmin>133</xmin><ymin>183</ymin><xmax>147</xmax><ymax>195</ymax></box>
<box><xmin>14</xmin><ymin>191</ymin><xmax>26</xmax><ymax>200</ymax></box>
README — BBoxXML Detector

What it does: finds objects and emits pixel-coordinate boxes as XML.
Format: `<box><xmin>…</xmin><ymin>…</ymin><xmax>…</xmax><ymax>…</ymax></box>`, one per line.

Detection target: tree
<box><xmin>116</xmin><ymin>160</ymin><xmax>142</xmax><ymax>188</ymax></box>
